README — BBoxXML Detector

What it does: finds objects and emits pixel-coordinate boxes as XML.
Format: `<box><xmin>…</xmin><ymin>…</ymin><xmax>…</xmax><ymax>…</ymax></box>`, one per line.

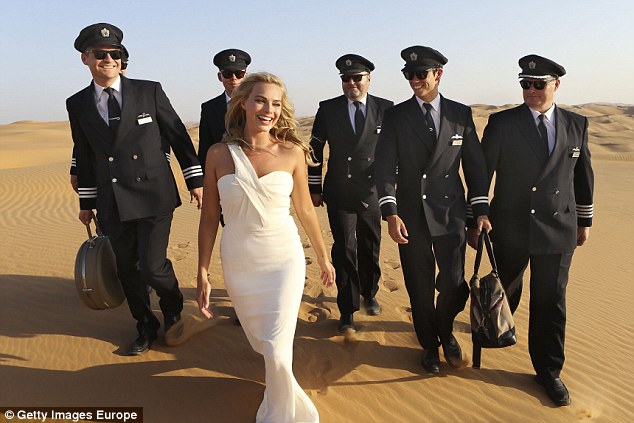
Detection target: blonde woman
<box><xmin>197</xmin><ymin>72</ymin><xmax>335</xmax><ymax>422</ymax></box>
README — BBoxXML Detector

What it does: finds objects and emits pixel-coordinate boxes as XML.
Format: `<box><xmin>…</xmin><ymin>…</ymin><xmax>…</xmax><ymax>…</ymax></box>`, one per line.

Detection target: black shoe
<box><xmin>164</xmin><ymin>314</ymin><xmax>181</xmax><ymax>334</ymax></box>
<box><xmin>364</xmin><ymin>297</ymin><xmax>382</xmax><ymax>316</ymax></box>
<box><xmin>127</xmin><ymin>331</ymin><xmax>157</xmax><ymax>356</ymax></box>
<box><xmin>421</xmin><ymin>348</ymin><xmax>440</xmax><ymax>373</ymax></box>
<box><xmin>535</xmin><ymin>375</ymin><xmax>571</xmax><ymax>406</ymax></box>
<box><xmin>441</xmin><ymin>334</ymin><xmax>469</xmax><ymax>369</ymax></box>
<box><xmin>338</xmin><ymin>314</ymin><xmax>356</xmax><ymax>333</ymax></box>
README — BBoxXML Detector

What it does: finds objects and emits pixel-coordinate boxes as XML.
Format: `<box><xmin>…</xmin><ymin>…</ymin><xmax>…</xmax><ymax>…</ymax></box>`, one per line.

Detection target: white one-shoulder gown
<box><xmin>218</xmin><ymin>144</ymin><xmax>319</xmax><ymax>423</ymax></box>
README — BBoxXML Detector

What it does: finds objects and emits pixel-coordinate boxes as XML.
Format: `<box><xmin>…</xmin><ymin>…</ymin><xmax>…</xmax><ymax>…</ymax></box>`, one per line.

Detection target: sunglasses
<box><xmin>519</xmin><ymin>80</ymin><xmax>552</xmax><ymax>90</ymax></box>
<box><xmin>221</xmin><ymin>70</ymin><xmax>246</xmax><ymax>79</ymax></box>
<box><xmin>88</xmin><ymin>49</ymin><xmax>123</xmax><ymax>60</ymax></box>
<box><xmin>403</xmin><ymin>69</ymin><xmax>437</xmax><ymax>81</ymax></box>
<box><xmin>341</xmin><ymin>74</ymin><xmax>367</xmax><ymax>83</ymax></box>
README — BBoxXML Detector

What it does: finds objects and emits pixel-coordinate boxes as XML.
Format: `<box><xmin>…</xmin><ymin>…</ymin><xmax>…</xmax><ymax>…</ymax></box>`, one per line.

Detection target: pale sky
<box><xmin>1</xmin><ymin>0</ymin><xmax>633</xmax><ymax>125</ymax></box>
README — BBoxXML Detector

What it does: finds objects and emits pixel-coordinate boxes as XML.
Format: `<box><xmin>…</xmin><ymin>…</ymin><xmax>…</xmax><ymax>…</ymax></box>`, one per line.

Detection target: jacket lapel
<box><xmin>115</xmin><ymin>76</ymin><xmax>138</xmax><ymax>146</ymax></box>
<box><xmin>403</xmin><ymin>96</ymin><xmax>434</xmax><ymax>152</ymax></box>
<box><xmin>516</xmin><ymin>104</ymin><xmax>548</xmax><ymax>165</ymax></box>
<box><xmin>77</xmin><ymin>83</ymin><xmax>114</xmax><ymax>153</ymax></box>
<box><xmin>337</xmin><ymin>96</ymin><xmax>356</xmax><ymax>143</ymax></box>
<box><xmin>426</xmin><ymin>95</ymin><xmax>452</xmax><ymax>168</ymax></box>
<box><xmin>537</xmin><ymin>105</ymin><xmax>568</xmax><ymax>183</ymax></box>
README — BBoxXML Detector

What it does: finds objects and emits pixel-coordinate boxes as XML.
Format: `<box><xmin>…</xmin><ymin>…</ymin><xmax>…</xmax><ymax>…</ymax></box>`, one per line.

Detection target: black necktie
<box><xmin>104</xmin><ymin>87</ymin><xmax>121</xmax><ymax>135</ymax></box>
<box><xmin>538</xmin><ymin>114</ymin><xmax>549</xmax><ymax>156</ymax></box>
<box><xmin>353</xmin><ymin>101</ymin><xmax>365</xmax><ymax>137</ymax></box>
<box><xmin>423</xmin><ymin>103</ymin><xmax>437</xmax><ymax>141</ymax></box>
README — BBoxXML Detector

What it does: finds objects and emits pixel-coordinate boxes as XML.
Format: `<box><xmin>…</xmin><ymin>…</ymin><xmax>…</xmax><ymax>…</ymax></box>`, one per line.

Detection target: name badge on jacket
<box><xmin>451</xmin><ymin>134</ymin><xmax>463</xmax><ymax>146</ymax></box>
<box><xmin>570</xmin><ymin>147</ymin><xmax>580</xmax><ymax>158</ymax></box>
<box><xmin>375</xmin><ymin>125</ymin><xmax>382</xmax><ymax>134</ymax></box>
<box><xmin>137</xmin><ymin>113</ymin><xmax>152</xmax><ymax>125</ymax></box>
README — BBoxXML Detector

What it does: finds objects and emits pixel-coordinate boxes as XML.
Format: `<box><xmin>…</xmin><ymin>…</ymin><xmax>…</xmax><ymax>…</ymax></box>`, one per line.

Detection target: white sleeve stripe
<box><xmin>78</xmin><ymin>187</ymin><xmax>97</xmax><ymax>192</ymax></box>
<box><xmin>184</xmin><ymin>171</ymin><xmax>204</xmax><ymax>179</ymax></box>
<box><xmin>182</xmin><ymin>168</ymin><xmax>203</xmax><ymax>177</ymax></box>
<box><xmin>378</xmin><ymin>197</ymin><xmax>397</xmax><ymax>206</ymax></box>
<box><xmin>79</xmin><ymin>194</ymin><xmax>97</xmax><ymax>199</ymax></box>
<box><xmin>471</xmin><ymin>199</ymin><xmax>489</xmax><ymax>205</ymax></box>
<box><xmin>182</xmin><ymin>165</ymin><xmax>202</xmax><ymax>173</ymax></box>
<box><xmin>576</xmin><ymin>204</ymin><xmax>594</xmax><ymax>209</ymax></box>
<box><xmin>308</xmin><ymin>181</ymin><xmax>322</xmax><ymax>185</ymax></box>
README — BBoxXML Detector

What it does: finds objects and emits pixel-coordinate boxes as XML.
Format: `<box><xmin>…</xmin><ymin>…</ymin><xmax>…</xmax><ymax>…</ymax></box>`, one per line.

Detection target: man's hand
<box><xmin>467</xmin><ymin>215</ymin><xmax>493</xmax><ymax>249</ymax></box>
<box><xmin>387</xmin><ymin>215</ymin><xmax>409</xmax><ymax>244</ymax></box>
<box><xmin>310</xmin><ymin>193</ymin><xmax>323</xmax><ymax>207</ymax></box>
<box><xmin>79</xmin><ymin>210</ymin><xmax>94</xmax><ymax>225</ymax></box>
<box><xmin>190</xmin><ymin>187</ymin><xmax>203</xmax><ymax>209</ymax></box>
<box><xmin>70</xmin><ymin>175</ymin><xmax>78</xmax><ymax>193</ymax></box>
<box><xmin>577</xmin><ymin>227</ymin><xmax>590</xmax><ymax>246</ymax></box>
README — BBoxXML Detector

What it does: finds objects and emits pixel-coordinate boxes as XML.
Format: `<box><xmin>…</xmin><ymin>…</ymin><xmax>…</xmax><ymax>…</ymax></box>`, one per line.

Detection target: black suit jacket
<box><xmin>66</xmin><ymin>76</ymin><xmax>203</xmax><ymax>221</ymax></box>
<box><xmin>482</xmin><ymin>103</ymin><xmax>594</xmax><ymax>254</ymax></box>
<box><xmin>309</xmin><ymin>94</ymin><xmax>393</xmax><ymax>210</ymax></box>
<box><xmin>375</xmin><ymin>95</ymin><xmax>489</xmax><ymax>236</ymax></box>
<box><xmin>198</xmin><ymin>92</ymin><xmax>228</xmax><ymax>172</ymax></box>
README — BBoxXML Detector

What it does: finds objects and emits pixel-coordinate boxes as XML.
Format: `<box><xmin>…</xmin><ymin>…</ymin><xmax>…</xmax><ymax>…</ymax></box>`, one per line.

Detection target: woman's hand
<box><xmin>319</xmin><ymin>259</ymin><xmax>336</xmax><ymax>288</ymax></box>
<box><xmin>197</xmin><ymin>273</ymin><xmax>213</xmax><ymax>319</ymax></box>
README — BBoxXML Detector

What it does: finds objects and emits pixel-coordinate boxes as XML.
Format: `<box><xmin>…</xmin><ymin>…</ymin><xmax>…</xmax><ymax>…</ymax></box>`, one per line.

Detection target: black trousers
<box><xmin>101</xmin><ymin>212</ymin><xmax>183</xmax><ymax>335</ymax></box>
<box><xmin>398</xmin><ymin>213</ymin><xmax>469</xmax><ymax>350</ymax></box>
<box><xmin>493</xmin><ymin>242</ymin><xmax>572</xmax><ymax>380</ymax></box>
<box><xmin>327</xmin><ymin>205</ymin><xmax>381</xmax><ymax>315</ymax></box>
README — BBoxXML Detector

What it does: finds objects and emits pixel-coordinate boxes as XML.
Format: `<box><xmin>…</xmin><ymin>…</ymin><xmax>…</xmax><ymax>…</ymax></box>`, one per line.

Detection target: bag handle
<box><xmin>473</xmin><ymin>229</ymin><xmax>498</xmax><ymax>275</ymax></box>
<box><xmin>84</xmin><ymin>211</ymin><xmax>103</xmax><ymax>239</ymax></box>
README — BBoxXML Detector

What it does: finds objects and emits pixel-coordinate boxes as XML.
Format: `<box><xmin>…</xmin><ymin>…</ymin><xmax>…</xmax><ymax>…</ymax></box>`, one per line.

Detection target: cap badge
<box><xmin>100</xmin><ymin>27</ymin><xmax>110</xmax><ymax>38</ymax></box>
<box><xmin>529</xmin><ymin>61</ymin><xmax>536</xmax><ymax>70</ymax></box>
<box><xmin>345</xmin><ymin>59</ymin><xmax>352</xmax><ymax>66</ymax></box>
<box><xmin>228</xmin><ymin>54</ymin><xmax>236</xmax><ymax>62</ymax></box>
<box><xmin>410</xmin><ymin>52</ymin><xmax>418</xmax><ymax>61</ymax></box>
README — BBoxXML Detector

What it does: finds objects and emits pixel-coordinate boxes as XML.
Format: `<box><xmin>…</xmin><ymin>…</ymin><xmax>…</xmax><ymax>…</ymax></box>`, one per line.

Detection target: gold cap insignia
<box><xmin>345</xmin><ymin>59</ymin><xmax>352</xmax><ymax>66</ymax></box>
<box><xmin>100</xmin><ymin>27</ymin><xmax>110</xmax><ymax>37</ymax></box>
<box><xmin>410</xmin><ymin>52</ymin><xmax>418</xmax><ymax>61</ymax></box>
<box><xmin>228</xmin><ymin>54</ymin><xmax>236</xmax><ymax>62</ymax></box>
<box><xmin>529</xmin><ymin>61</ymin><xmax>536</xmax><ymax>70</ymax></box>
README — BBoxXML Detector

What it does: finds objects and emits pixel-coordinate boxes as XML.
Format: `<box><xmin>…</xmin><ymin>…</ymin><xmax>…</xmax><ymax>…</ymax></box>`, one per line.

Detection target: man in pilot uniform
<box><xmin>474</xmin><ymin>54</ymin><xmax>594</xmax><ymax>406</ymax></box>
<box><xmin>198</xmin><ymin>48</ymin><xmax>251</xmax><ymax>172</ymax></box>
<box><xmin>67</xmin><ymin>23</ymin><xmax>203</xmax><ymax>355</ymax></box>
<box><xmin>309</xmin><ymin>54</ymin><xmax>393</xmax><ymax>332</ymax></box>
<box><xmin>375</xmin><ymin>46</ymin><xmax>491</xmax><ymax>373</ymax></box>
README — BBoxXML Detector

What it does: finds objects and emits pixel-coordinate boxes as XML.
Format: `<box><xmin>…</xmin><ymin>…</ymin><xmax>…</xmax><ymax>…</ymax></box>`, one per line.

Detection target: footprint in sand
<box><xmin>302</xmin><ymin>242</ymin><xmax>311</xmax><ymax>249</ymax></box>
<box><xmin>167</xmin><ymin>242</ymin><xmax>190</xmax><ymax>261</ymax></box>
<box><xmin>382</xmin><ymin>278</ymin><xmax>399</xmax><ymax>293</ymax></box>
<box><xmin>305</xmin><ymin>257</ymin><xmax>313</xmax><ymax>265</ymax></box>
<box><xmin>397</xmin><ymin>306</ymin><xmax>413</xmax><ymax>323</ymax></box>
<box><xmin>577</xmin><ymin>410</ymin><xmax>593</xmax><ymax>419</ymax></box>
<box><xmin>384</xmin><ymin>259</ymin><xmax>401</xmax><ymax>269</ymax></box>
<box><xmin>164</xmin><ymin>312</ymin><xmax>220</xmax><ymax>346</ymax></box>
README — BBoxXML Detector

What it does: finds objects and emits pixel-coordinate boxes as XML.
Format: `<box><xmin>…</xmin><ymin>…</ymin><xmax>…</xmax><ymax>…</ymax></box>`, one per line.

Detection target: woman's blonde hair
<box><xmin>223</xmin><ymin>72</ymin><xmax>315</xmax><ymax>165</ymax></box>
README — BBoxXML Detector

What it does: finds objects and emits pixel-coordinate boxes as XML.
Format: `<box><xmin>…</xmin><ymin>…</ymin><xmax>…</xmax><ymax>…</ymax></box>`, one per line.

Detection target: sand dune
<box><xmin>1</xmin><ymin>104</ymin><xmax>633</xmax><ymax>422</ymax></box>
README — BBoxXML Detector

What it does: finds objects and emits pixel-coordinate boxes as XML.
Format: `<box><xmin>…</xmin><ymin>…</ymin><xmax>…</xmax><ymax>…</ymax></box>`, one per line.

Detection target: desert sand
<box><xmin>1</xmin><ymin>104</ymin><xmax>633</xmax><ymax>422</ymax></box>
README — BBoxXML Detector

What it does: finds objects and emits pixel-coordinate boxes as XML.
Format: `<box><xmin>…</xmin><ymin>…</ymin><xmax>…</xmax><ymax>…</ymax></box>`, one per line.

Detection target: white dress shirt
<box><xmin>348</xmin><ymin>96</ymin><xmax>367</xmax><ymax>134</ymax></box>
<box><xmin>93</xmin><ymin>76</ymin><xmax>122</xmax><ymax>126</ymax></box>
<box><xmin>415</xmin><ymin>94</ymin><xmax>441</xmax><ymax>139</ymax></box>
<box><xmin>528</xmin><ymin>104</ymin><xmax>556</xmax><ymax>155</ymax></box>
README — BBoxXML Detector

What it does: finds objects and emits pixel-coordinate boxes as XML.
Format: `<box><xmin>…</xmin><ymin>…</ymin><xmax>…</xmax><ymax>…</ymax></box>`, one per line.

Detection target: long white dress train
<box><xmin>218</xmin><ymin>144</ymin><xmax>319</xmax><ymax>423</ymax></box>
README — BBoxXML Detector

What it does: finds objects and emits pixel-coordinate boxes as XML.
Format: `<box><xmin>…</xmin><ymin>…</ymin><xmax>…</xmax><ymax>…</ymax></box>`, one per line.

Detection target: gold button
<box><xmin>347</xmin><ymin>157</ymin><xmax>352</xmax><ymax>161</ymax></box>
<box><xmin>532</xmin><ymin>187</ymin><xmax>537</xmax><ymax>192</ymax></box>
<box><xmin>108</xmin><ymin>157</ymin><xmax>114</xmax><ymax>162</ymax></box>
<box><xmin>112</xmin><ymin>178</ymin><xmax>117</xmax><ymax>183</ymax></box>
<box><xmin>531</xmin><ymin>209</ymin><xmax>535</xmax><ymax>214</ymax></box>
<box><xmin>422</xmin><ymin>195</ymin><xmax>427</xmax><ymax>200</ymax></box>
<box><xmin>347</xmin><ymin>174</ymin><xmax>352</xmax><ymax>178</ymax></box>
<box><xmin>132</xmin><ymin>154</ymin><xmax>138</xmax><ymax>160</ymax></box>
<box><xmin>422</xmin><ymin>174</ymin><xmax>427</xmax><ymax>179</ymax></box>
